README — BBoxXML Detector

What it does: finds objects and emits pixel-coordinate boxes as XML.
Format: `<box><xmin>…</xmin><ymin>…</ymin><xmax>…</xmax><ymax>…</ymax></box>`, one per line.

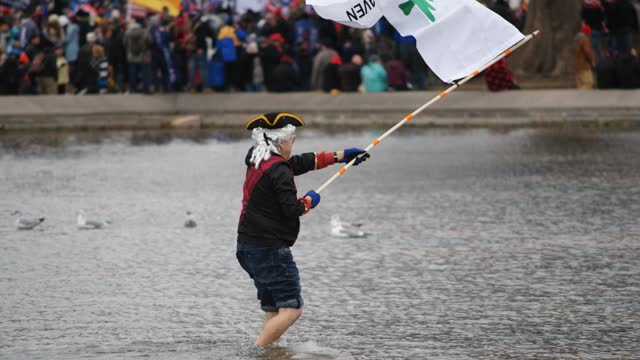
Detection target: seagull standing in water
<box><xmin>77</xmin><ymin>212</ymin><xmax>110</xmax><ymax>230</ymax></box>
<box><xmin>184</xmin><ymin>211</ymin><xmax>197</xmax><ymax>228</ymax></box>
<box><xmin>15</xmin><ymin>214</ymin><xmax>45</xmax><ymax>230</ymax></box>
<box><xmin>330</xmin><ymin>215</ymin><xmax>366</xmax><ymax>238</ymax></box>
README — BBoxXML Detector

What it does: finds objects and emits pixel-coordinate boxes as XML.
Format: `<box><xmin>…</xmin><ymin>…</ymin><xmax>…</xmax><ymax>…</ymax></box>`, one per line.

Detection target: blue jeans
<box><xmin>236</xmin><ymin>241</ymin><xmax>303</xmax><ymax>312</ymax></box>
<box><xmin>150</xmin><ymin>53</ymin><xmax>170</xmax><ymax>93</ymax></box>
<box><xmin>128</xmin><ymin>62</ymin><xmax>150</xmax><ymax>94</ymax></box>
<box><xmin>245</xmin><ymin>83</ymin><xmax>263</xmax><ymax>92</ymax></box>
<box><xmin>189</xmin><ymin>52</ymin><xmax>208</xmax><ymax>89</ymax></box>
<box><xmin>591</xmin><ymin>30</ymin><xmax>602</xmax><ymax>61</ymax></box>
<box><xmin>608</xmin><ymin>31</ymin><xmax>634</xmax><ymax>56</ymax></box>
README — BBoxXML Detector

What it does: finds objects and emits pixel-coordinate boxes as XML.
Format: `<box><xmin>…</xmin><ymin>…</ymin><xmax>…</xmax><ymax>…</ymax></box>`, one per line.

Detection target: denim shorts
<box><xmin>236</xmin><ymin>241</ymin><xmax>303</xmax><ymax>312</ymax></box>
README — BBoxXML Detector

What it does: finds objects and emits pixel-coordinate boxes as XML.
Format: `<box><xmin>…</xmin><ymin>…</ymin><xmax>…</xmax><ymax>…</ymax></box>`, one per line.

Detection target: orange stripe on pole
<box><xmin>439</xmin><ymin>92</ymin><xmax>447</xmax><ymax>98</ymax></box>
<box><xmin>405</xmin><ymin>114</ymin><xmax>414</xmax><ymax>121</ymax></box>
<box><xmin>504</xmin><ymin>49</ymin><xmax>512</xmax><ymax>56</ymax></box>
<box><xmin>339</xmin><ymin>168</ymin><xmax>346</xmax><ymax>175</ymax></box>
<box><xmin>372</xmin><ymin>139</ymin><xmax>380</xmax><ymax>146</ymax></box>
<box><xmin>472</xmin><ymin>70</ymin><xmax>480</xmax><ymax>76</ymax></box>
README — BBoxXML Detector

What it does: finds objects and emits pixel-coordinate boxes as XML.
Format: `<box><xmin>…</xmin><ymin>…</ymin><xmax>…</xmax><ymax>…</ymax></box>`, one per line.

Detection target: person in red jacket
<box><xmin>237</xmin><ymin>112</ymin><xmax>370</xmax><ymax>346</ymax></box>
<box><xmin>386</xmin><ymin>58</ymin><xmax>408</xmax><ymax>91</ymax></box>
<box><xmin>484</xmin><ymin>58</ymin><xmax>520</xmax><ymax>92</ymax></box>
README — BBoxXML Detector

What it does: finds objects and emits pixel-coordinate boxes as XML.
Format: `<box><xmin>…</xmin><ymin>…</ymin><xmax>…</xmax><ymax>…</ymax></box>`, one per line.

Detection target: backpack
<box><xmin>128</xmin><ymin>30</ymin><xmax>147</xmax><ymax>57</ymax></box>
<box><xmin>216</xmin><ymin>37</ymin><xmax>237</xmax><ymax>63</ymax></box>
<box><xmin>29</xmin><ymin>52</ymin><xmax>45</xmax><ymax>73</ymax></box>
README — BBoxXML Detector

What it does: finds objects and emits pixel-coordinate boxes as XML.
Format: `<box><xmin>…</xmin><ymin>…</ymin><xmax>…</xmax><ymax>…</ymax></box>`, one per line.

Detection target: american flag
<box><xmin>129</xmin><ymin>3</ymin><xmax>148</xmax><ymax>18</ymax></box>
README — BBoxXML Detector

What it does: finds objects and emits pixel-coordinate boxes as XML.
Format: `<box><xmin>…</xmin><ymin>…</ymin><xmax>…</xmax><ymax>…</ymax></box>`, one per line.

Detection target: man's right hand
<box><xmin>304</xmin><ymin>190</ymin><xmax>321</xmax><ymax>209</ymax></box>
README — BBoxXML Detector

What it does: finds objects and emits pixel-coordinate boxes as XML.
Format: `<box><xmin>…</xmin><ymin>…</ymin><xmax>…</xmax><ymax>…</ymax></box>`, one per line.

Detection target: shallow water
<box><xmin>1</xmin><ymin>128</ymin><xmax>639</xmax><ymax>359</ymax></box>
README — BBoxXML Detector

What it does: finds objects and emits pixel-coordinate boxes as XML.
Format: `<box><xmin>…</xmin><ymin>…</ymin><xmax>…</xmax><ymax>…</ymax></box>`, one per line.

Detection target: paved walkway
<box><xmin>1</xmin><ymin>90</ymin><xmax>639</xmax><ymax>131</ymax></box>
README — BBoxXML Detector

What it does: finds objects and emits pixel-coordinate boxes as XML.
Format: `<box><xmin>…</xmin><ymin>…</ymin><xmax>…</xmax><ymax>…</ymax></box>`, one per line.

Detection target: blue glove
<box><xmin>305</xmin><ymin>190</ymin><xmax>321</xmax><ymax>209</ymax></box>
<box><xmin>342</xmin><ymin>148</ymin><xmax>370</xmax><ymax>166</ymax></box>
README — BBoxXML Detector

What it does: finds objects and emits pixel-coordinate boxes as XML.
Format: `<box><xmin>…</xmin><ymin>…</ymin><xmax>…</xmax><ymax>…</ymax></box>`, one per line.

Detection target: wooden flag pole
<box><xmin>315</xmin><ymin>30</ymin><xmax>540</xmax><ymax>194</ymax></box>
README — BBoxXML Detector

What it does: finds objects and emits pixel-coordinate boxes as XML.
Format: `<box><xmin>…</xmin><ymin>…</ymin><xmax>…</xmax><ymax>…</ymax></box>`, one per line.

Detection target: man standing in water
<box><xmin>237</xmin><ymin>112</ymin><xmax>370</xmax><ymax>346</ymax></box>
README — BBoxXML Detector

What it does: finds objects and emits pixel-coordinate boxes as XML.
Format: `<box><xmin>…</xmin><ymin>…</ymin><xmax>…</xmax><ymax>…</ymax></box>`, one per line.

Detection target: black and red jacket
<box><xmin>237</xmin><ymin>148</ymin><xmax>335</xmax><ymax>248</ymax></box>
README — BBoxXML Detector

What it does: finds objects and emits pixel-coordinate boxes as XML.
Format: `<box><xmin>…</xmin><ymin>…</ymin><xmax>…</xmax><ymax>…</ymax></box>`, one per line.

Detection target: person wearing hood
<box><xmin>582</xmin><ymin>0</ymin><xmax>606</xmax><ymax>61</ymax></box>
<box><xmin>124</xmin><ymin>21</ymin><xmax>151</xmax><ymax>93</ymax></box>
<box><xmin>74</xmin><ymin>31</ymin><xmax>97</xmax><ymax>93</ymax></box>
<box><xmin>107</xmin><ymin>13</ymin><xmax>126</xmax><ymax>91</ymax></box>
<box><xmin>269</xmin><ymin>54</ymin><xmax>300</xmax><ymax>92</ymax></box>
<box><xmin>217</xmin><ymin>16</ymin><xmax>243</xmax><ymax>91</ymax></box>
<box><xmin>0</xmin><ymin>48</ymin><xmax>23</xmax><ymax>95</ymax></box>
<box><xmin>604</xmin><ymin>0</ymin><xmax>638</xmax><ymax>56</ymax></box>
<box><xmin>18</xmin><ymin>13</ymin><xmax>39</xmax><ymax>48</ymax></box>
<box><xmin>339</xmin><ymin>54</ymin><xmax>363</xmax><ymax>92</ymax></box>
<box><xmin>490</xmin><ymin>0</ymin><xmax>516</xmax><ymax>26</ymax></box>
<box><xmin>361</xmin><ymin>54</ymin><xmax>387</xmax><ymax>92</ymax></box>
<box><xmin>64</xmin><ymin>16</ymin><xmax>80</xmax><ymax>72</ymax></box>
<box><xmin>44</xmin><ymin>14</ymin><xmax>65</xmax><ymax>48</ymax></box>
<box><xmin>149</xmin><ymin>15</ymin><xmax>175</xmax><ymax>93</ymax></box>
<box><xmin>574</xmin><ymin>24</ymin><xmax>596</xmax><ymax>89</ymax></box>
<box><xmin>236</xmin><ymin>112</ymin><xmax>370</xmax><ymax>346</ymax></box>
<box><xmin>260</xmin><ymin>32</ymin><xmax>285</xmax><ymax>91</ymax></box>
<box><xmin>614</xmin><ymin>47</ymin><xmax>640</xmax><ymax>88</ymax></box>
<box><xmin>310</xmin><ymin>39</ymin><xmax>338</xmax><ymax>91</ymax></box>
<box><xmin>187</xmin><ymin>15</ymin><xmax>215</xmax><ymax>92</ymax></box>
<box><xmin>322</xmin><ymin>55</ymin><xmax>342</xmax><ymax>93</ymax></box>
<box><xmin>0</xmin><ymin>17</ymin><xmax>10</xmax><ymax>52</ymax></box>
<box><xmin>386</xmin><ymin>58</ymin><xmax>408</xmax><ymax>91</ymax></box>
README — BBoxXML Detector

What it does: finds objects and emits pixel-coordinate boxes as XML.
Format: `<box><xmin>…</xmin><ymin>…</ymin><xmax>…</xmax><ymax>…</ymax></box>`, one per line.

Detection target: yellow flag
<box><xmin>132</xmin><ymin>0</ymin><xmax>181</xmax><ymax>16</ymax></box>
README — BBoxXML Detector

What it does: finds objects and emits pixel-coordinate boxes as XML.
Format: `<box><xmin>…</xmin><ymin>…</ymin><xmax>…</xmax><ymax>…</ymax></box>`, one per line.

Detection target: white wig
<box><xmin>250</xmin><ymin>124</ymin><xmax>296</xmax><ymax>168</ymax></box>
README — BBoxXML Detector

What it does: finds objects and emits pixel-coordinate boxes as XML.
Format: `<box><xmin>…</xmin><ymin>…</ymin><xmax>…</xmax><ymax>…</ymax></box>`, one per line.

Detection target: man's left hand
<box><xmin>342</xmin><ymin>148</ymin><xmax>370</xmax><ymax>166</ymax></box>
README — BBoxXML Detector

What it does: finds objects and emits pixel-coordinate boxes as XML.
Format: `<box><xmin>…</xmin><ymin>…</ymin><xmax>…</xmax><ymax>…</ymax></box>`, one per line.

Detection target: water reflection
<box><xmin>2</xmin><ymin>126</ymin><xmax>636</xmax><ymax>153</ymax></box>
<box><xmin>0</xmin><ymin>128</ymin><xmax>247</xmax><ymax>157</ymax></box>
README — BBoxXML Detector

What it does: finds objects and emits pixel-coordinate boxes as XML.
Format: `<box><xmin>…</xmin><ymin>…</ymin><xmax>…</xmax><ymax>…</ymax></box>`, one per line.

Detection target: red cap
<box><xmin>269</xmin><ymin>33</ymin><xmax>285</xmax><ymax>43</ymax></box>
<box><xmin>330</xmin><ymin>55</ymin><xmax>342</xmax><ymax>65</ymax></box>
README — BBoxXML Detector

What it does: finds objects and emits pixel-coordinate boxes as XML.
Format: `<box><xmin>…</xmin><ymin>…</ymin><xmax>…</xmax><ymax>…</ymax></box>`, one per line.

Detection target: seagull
<box><xmin>15</xmin><ymin>216</ymin><xmax>45</xmax><ymax>230</ymax></box>
<box><xmin>77</xmin><ymin>212</ymin><xmax>110</xmax><ymax>230</ymax></box>
<box><xmin>184</xmin><ymin>211</ymin><xmax>197</xmax><ymax>228</ymax></box>
<box><xmin>330</xmin><ymin>215</ymin><xmax>366</xmax><ymax>238</ymax></box>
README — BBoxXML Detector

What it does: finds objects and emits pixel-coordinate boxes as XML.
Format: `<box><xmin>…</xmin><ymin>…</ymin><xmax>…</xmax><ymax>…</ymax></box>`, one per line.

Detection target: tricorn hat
<box><xmin>245</xmin><ymin>112</ymin><xmax>305</xmax><ymax>130</ymax></box>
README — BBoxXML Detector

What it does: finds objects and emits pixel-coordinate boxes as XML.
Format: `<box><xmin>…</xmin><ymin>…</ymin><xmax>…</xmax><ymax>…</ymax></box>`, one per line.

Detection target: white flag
<box><xmin>380</xmin><ymin>0</ymin><xmax>524</xmax><ymax>83</ymax></box>
<box><xmin>307</xmin><ymin>0</ymin><xmax>383</xmax><ymax>29</ymax></box>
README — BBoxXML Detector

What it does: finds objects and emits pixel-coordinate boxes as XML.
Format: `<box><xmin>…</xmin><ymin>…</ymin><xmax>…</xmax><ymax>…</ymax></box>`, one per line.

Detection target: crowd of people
<box><xmin>3</xmin><ymin>0</ymin><xmax>637</xmax><ymax>95</ymax></box>
<box><xmin>575</xmin><ymin>0</ymin><xmax>640</xmax><ymax>89</ymax></box>
<box><xmin>0</xmin><ymin>0</ymin><xmax>533</xmax><ymax>95</ymax></box>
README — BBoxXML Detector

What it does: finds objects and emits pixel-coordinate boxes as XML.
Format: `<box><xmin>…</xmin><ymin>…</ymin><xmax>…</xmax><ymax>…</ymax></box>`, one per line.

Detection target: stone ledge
<box><xmin>1</xmin><ymin>90</ymin><xmax>639</xmax><ymax>131</ymax></box>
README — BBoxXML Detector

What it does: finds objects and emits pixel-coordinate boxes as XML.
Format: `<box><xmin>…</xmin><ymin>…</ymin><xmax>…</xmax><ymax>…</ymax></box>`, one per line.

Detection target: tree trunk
<box><xmin>517</xmin><ymin>0</ymin><xmax>583</xmax><ymax>78</ymax></box>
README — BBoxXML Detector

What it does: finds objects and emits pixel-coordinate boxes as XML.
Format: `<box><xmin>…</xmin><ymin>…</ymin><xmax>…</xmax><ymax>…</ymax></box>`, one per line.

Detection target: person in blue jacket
<box><xmin>64</xmin><ymin>16</ymin><xmax>80</xmax><ymax>73</ymax></box>
<box><xmin>361</xmin><ymin>54</ymin><xmax>387</xmax><ymax>92</ymax></box>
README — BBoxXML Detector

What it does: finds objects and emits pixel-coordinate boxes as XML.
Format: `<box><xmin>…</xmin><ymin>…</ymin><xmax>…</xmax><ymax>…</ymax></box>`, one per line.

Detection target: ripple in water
<box><xmin>1</xmin><ymin>128</ymin><xmax>639</xmax><ymax>359</ymax></box>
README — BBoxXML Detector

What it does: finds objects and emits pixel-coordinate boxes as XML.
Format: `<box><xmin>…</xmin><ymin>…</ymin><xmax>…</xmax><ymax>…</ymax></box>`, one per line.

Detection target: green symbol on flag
<box><xmin>399</xmin><ymin>0</ymin><xmax>437</xmax><ymax>22</ymax></box>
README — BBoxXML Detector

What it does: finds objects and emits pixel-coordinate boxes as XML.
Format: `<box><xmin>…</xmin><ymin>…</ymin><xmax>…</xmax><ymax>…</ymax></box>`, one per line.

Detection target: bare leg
<box><xmin>255</xmin><ymin>308</ymin><xmax>302</xmax><ymax>346</ymax></box>
<box><xmin>262</xmin><ymin>311</ymin><xmax>280</xmax><ymax>343</ymax></box>
<box><xmin>263</xmin><ymin>312</ymin><xmax>278</xmax><ymax>331</ymax></box>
